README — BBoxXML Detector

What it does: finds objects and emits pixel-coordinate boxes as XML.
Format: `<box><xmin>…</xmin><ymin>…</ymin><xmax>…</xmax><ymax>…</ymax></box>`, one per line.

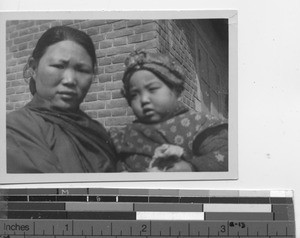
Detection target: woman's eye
<box><xmin>149</xmin><ymin>87</ymin><xmax>159</xmax><ymax>92</ymax></box>
<box><xmin>52</xmin><ymin>64</ymin><xmax>64</xmax><ymax>69</ymax></box>
<box><xmin>78</xmin><ymin>68</ymin><xmax>92</xmax><ymax>74</ymax></box>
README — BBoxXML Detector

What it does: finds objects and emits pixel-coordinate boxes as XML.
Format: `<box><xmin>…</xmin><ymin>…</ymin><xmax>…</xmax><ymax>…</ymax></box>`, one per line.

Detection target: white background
<box><xmin>1</xmin><ymin>0</ymin><xmax>300</xmax><ymax>235</ymax></box>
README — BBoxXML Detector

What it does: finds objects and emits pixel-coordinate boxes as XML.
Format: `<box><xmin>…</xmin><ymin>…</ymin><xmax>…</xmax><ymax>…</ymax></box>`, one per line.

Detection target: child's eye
<box><xmin>130</xmin><ymin>92</ymin><xmax>138</xmax><ymax>99</ymax></box>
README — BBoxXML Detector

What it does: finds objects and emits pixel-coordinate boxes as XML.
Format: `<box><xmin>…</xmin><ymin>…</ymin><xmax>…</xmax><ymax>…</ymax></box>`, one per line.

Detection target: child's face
<box><xmin>129</xmin><ymin>70</ymin><xmax>179</xmax><ymax>123</ymax></box>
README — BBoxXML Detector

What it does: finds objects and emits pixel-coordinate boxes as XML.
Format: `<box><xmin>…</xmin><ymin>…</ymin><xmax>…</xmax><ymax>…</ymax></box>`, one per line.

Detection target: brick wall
<box><xmin>6</xmin><ymin>19</ymin><xmax>228</xmax><ymax>128</ymax></box>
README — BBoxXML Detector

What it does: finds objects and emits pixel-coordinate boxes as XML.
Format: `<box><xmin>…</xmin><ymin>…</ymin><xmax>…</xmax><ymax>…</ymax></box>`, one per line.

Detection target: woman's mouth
<box><xmin>58</xmin><ymin>91</ymin><xmax>77</xmax><ymax>100</ymax></box>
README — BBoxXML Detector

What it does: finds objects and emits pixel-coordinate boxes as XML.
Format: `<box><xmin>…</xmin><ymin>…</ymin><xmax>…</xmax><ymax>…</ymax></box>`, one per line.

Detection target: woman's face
<box><xmin>33</xmin><ymin>40</ymin><xmax>94</xmax><ymax>111</ymax></box>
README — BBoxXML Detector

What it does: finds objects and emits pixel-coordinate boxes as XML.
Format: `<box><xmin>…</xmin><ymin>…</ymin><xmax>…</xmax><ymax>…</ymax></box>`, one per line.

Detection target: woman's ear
<box><xmin>28</xmin><ymin>57</ymin><xmax>37</xmax><ymax>79</ymax></box>
<box><xmin>24</xmin><ymin>57</ymin><xmax>37</xmax><ymax>81</ymax></box>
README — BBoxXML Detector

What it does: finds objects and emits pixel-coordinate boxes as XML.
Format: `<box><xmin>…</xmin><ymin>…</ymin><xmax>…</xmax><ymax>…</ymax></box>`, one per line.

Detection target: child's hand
<box><xmin>153</xmin><ymin>144</ymin><xmax>184</xmax><ymax>159</ymax></box>
<box><xmin>166</xmin><ymin>160</ymin><xmax>194</xmax><ymax>172</ymax></box>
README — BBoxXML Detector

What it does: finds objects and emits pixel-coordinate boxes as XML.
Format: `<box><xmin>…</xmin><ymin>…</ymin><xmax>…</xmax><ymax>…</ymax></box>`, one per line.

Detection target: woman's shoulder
<box><xmin>7</xmin><ymin>106</ymin><xmax>44</xmax><ymax>129</ymax></box>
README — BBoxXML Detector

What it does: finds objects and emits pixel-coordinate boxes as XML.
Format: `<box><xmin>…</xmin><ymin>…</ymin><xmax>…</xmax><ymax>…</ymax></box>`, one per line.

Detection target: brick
<box><xmin>9</xmin><ymin>93</ymin><xmax>30</xmax><ymax>102</ymax></box>
<box><xmin>81</xmin><ymin>101</ymin><xmax>105</xmax><ymax>110</ymax></box>
<box><xmin>128</xmin><ymin>34</ymin><xmax>142</xmax><ymax>44</ymax></box>
<box><xmin>112</xmin><ymin>54</ymin><xmax>127</xmax><ymax>64</ymax></box>
<box><xmin>106</xmin><ymin>20</ymin><xmax>119</xmax><ymax>24</ymax></box>
<box><xmin>84</xmin><ymin>93</ymin><xmax>97</xmax><ymax>102</ymax></box>
<box><xmin>16</xmin><ymin>73</ymin><xmax>24</xmax><ymax>80</ymax></box>
<box><xmin>99</xmin><ymin>57</ymin><xmax>111</xmax><ymax>66</ymax></box>
<box><xmin>135</xmin><ymin>39</ymin><xmax>158</xmax><ymax>51</ymax></box>
<box><xmin>106</xmin><ymin>29</ymin><xmax>134</xmax><ymax>39</ymax></box>
<box><xmin>87</xmin><ymin>27</ymin><xmax>99</xmax><ymax>36</ymax></box>
<box><xmin>11</xmin><ymin>79</ymin><xmax>26</xmax><ymax>87</ymax></box>
<box><xmin>142</xmin><ymin>20</ymin><xmax>156</xmax><ymax>24</ymax></box>
<box><xmin>91</xmin><ymin>34</ymin><xmax>105</xmax><ymax>42</ymax></box>
<box><xmin>10</xmin><ymin>31</ymin><xmax>18</xmax><ymax>39</ymax></box>
<box><xmin>61</xmin><ymin>20</ymin><xmax>74</xmax><ymax>26</ymax></box>
<box><xmin>88</xmin><ymin>84</ymin><xmax>105</xmax><ymax>92</ymax></box>
<box><xmin>105</xmin><ymin>45</ymin><xmax>135</xmax><ymax>56</ymax></box>
<box><xmin>6</xmin><ymin>103</ymin><xmax>14</xmax><ymax>111</ymax></box>
<box><xmin>142</xmin><ymin>31</ymin><xmax>157</xmax><ymax>41</ymax></box>
<box><xmin>86</xmin><ymin>111</ymin><xmax>97</xmax><ymax>118</ymax></box>
<box><xmin>127</xmin><ymin>20</ymin><xmax>142</xmax><ymax>27</ymax></box>
<box><xmin>29</xmin><ymin>39</ymin><xmax>38</xmax><ymax>48</ymax></box>
<box><xmin>127</xmin><ymin>107</ymin><xmax>134</xmax><ymax>116</ymax></box>
<box><xmin>6</xmin><ymin>87</ymin><xmax>15</xmax><ymax>95</ymax></box>
<box><xmin>6</xmin><ymin>20</ymin><xmax>19</xmax><ymax>26</ymax></box>
<box><xmin>36</xmin><ymin>20</ymin><xmax>53</xmax><ymax>25</ymax></box>
<box><xmin>113</xmin><ymin>21</ymin><xmax>127</xmax><ymax>30</ymax></box>
<box><xmin>7</xmin><ymin>59</ymin><xmax>17</xmax><ymax>67</ymax></box>
<box><xmin>100</xmin><ymin>24</ymin><xmax>113</xmax><ymax>34</ymax></box>
<box><xmin>105</xmin><ymin>63</ymin><xmax>124</xmax><ymax>73</ymax></box>
<box><xmin>6</xmin><ymin>39</ymin><xmax>13</xmax><ymax>47</ymax></box>
<box><xmin>112</xmin><ymin>90</ymin><xmax>123</xmax><ymax>99</ymax></box>
<box><xmin>50</xmin><ymin>21</ymin><xmax>61</xmax><ymax>27</ymax></box>
<box><xmin>16</xmin><ymin>21</ymin><xmax>35</xmax><ymax>30</ymax></box>
<box><xmin>100</xmin><ymin>40</ymin><xmax>113</xmax><ymax>49</ymax></box>
<box><xmin>106</xmin><ymin>98</ymin><xmax>128</xmax><ymax>109</ymax></box>
<box><xmin>39</xmin><ymin>23</ymin><xmax>51</xmax><ymax>32</ymax></box>
<box><xmin>15</xmin><ymin>101</ymin><xmax>28</xmax><ymax>109</ymax></box>
<box><xmin>96</xmin><ymin>49</ymin><xmax>106</xmax><ymax>58</ymax></box>
<box><xmin>6</xmin><ymin>53</ymin><xmax>13</xmax><ymax>61</ymax></box>
<box><xmin>15</xmin><ymin>86</ymin><xmax>26</xmax><ymax>94</ymax></box>
<box><xmin>97</xmin><ymin>67</ymin><xmax>105</xmax><ymax>75</ymax></box>
<box><xmin>135</xmin><ymin>23</ymin><xmax>157</xmax><ymax>34</ymax></box>
<box><xmin>9</xmin><ymin>45</ymin><xmax>18</xmax><ymax>52</ymax></box>
<box><xmin>19</xmin><ymin>27</ymin><xmax>39</xmax><ymax>37</ymax></box>
<box><xmin>13</xmin><ymin>50</ymin><xmax>31</xmax><ymax>58</ymax></box>
<box><xmin>99</xmin><ymin>74</ymin><xmax>111</xmax><ymax>83</ymax></box>
<box><xmin>10</xmin><ymin>65</ymin><xmax>25</xmax><ymax>74</ymax></box>
<box><xmin>81</xmin><ymin>20</ymin><xmax>107</xmax><ymax>29</ymax></box>
<box><xmin>6</xmin><ymin>67</ymin><xmax>12</xmax><ymax>74</ymax></box>
<box><xmin>97</xmin><ymin>91</ymin><xmax>111</xmax><ymax>100</ymax></box>
<box><xmin>105</xmin><ymin>116</ymin><xmax>133</xmax><ymax>127</ymax></box>
<box><xmin>111</xmin><ymin>108</ymin><xmax>127</xmax><ymax>116</ymax></box>
<box><xmin>105</xmin><ymin>81</ymin><xmax>123</xmax><ymax>90</ymax></box>
<box><xmin>112</xmin><ymin>72</ymin><xmax>124</xmax><ymax>81</ymax></box>
<box><xmin>98</xmin><ymin>109</ymin><xmax>112</xmax><ymax>118</ymax></box>
<box><xmin>18</xmin><ymin>43</ymin><xmax>28</xmax><ymax>51</ymax></box>
<box><xmin>18</xmin><ymin>57</ymin><xmax>28</xmax><ymax>65</ymax></box>
<box><xmin>113</xmin><ymin>37</ymin><xmax>127</xmax><ymax>46</ymax></box>
<box><xmin>6</xmin><ymin>26</ymin><xmax>15</xmax><ymax>34</ymax></box>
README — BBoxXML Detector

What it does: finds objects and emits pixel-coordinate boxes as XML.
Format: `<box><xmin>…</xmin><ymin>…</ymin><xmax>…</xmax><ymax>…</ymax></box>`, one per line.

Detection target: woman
<box><xmin>7</xmin><ymin>26</ymin><xmax>116</xmax><ymax>173</ymax></box>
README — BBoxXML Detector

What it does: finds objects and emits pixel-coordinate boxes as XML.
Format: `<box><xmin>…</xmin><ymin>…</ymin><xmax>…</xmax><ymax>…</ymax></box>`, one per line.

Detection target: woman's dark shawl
<box><xmin>7</xmin><ymin>96</ymin><xmax>116</xmax><ymax>173</ymax></box>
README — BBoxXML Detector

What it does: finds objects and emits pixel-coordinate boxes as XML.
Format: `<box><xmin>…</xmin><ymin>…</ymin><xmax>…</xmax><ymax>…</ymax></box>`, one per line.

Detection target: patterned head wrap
<box><xmin>122</xmin><ymin>50</ymin><xmax>185</xmax><ymax>103</ymax></box>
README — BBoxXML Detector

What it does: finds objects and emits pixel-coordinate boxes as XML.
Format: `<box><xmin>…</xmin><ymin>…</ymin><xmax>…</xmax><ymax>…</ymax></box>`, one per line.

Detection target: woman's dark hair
<box><xmin>24</xmin><ymin>25</ymin><xmax>97</xmax><ymax>94</ymax></box>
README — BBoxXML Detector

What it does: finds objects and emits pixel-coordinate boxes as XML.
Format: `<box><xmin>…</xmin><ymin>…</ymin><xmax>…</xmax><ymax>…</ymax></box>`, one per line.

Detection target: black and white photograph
<box><xmin>1</xmin><ymin>11</ymin><xmax>238</xmax><ymax>183</ymax></box>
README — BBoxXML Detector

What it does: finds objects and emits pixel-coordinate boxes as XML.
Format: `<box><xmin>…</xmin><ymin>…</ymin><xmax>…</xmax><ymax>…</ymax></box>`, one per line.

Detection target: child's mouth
<box><xmin>143</xmin><ymin>109</ymin><xmax>155</xmax><ymax>117</ymax></box>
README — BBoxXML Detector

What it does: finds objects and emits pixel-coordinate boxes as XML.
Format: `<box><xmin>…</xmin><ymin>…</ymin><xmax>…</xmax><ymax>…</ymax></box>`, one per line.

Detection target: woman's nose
<box><xmin>62</xmin><ymin>69</ymin><xmax>77</xmax><ymax>85</ymax></box>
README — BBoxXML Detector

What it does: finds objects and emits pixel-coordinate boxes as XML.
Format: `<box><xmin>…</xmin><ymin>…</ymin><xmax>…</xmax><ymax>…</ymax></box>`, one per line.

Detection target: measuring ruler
<box><xmin>0</xmin><ymin>188</ymin><xmax>295</xmax><ymax>237</ymax></box>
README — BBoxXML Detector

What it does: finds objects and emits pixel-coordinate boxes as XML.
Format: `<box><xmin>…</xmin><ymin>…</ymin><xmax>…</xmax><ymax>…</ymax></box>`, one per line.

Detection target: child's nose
<box><xmin>141</xmin><ymin>92</ymin><xmax>150</xmax><ymax>104</ymax></box>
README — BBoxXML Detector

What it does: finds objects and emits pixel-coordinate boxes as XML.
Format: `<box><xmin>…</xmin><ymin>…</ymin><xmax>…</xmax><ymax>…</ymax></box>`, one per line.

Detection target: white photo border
<box><xmin>0</xmin><ymin>10</ymin><xmax>238</xmax><ymax>184</ymax></box>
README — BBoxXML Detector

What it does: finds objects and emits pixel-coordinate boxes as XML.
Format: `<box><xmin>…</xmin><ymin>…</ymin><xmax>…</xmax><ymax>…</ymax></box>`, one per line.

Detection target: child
<box><xmin>110</xmin><ymin>50</ymin><xmax>228</xmax><ymax>172</ymax></box>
